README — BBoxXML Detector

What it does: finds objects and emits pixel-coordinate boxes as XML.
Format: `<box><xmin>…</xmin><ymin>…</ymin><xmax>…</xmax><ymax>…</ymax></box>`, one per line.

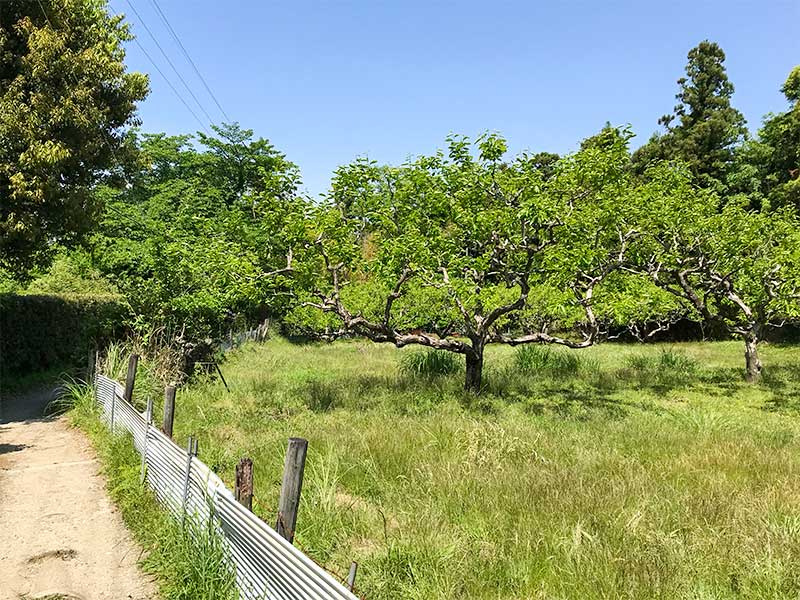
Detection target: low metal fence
<box><xmin>95</xmin><ymin>374</ymin><xmax>359</xmax><ymax>600</ymax></box>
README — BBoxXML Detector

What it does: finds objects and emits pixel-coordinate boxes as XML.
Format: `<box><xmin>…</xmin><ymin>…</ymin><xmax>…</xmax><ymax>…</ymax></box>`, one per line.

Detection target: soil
<box><xmin>0</xmin><ymin>385</ymin><xmax>158</xmax><ymax>600</ymax></box>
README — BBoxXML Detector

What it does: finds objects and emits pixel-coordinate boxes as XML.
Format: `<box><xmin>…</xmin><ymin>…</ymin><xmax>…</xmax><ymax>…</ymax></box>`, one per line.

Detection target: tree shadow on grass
<box><xmin>759</xmin><ymin>365</ymin><xmax>800</xmax><ymax>413</ymax></box>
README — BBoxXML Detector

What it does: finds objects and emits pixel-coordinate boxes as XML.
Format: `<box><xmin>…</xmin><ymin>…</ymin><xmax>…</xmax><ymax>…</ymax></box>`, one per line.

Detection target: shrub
<box><xmin>400</xmin><ymin>348</ymin><xmax>462</xmax><ymax>378</ymax></box>
<box><xmin>0</xmin><ymin>293</ymin><xmax>129</xmax><ymax>376</ymax></box>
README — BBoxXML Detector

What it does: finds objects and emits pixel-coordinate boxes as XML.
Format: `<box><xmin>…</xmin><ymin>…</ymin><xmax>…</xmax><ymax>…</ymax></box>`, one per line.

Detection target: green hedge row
<box><xmin>0</xmin><ymin>293</ymin><xmax>129</xmax><ymax>375</ymax></box>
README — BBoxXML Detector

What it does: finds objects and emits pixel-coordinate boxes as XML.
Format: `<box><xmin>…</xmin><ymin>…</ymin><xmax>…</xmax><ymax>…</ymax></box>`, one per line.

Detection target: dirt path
<box><xmin>0</xmin><ymin>386</ymin><xmax>158</xmax><ymax>600</ymax></box>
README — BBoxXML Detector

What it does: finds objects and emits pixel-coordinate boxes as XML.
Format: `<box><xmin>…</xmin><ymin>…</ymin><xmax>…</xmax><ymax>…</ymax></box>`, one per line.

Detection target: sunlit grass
<box><xmin>128</xmin><ymin>338</ymin><xmax>800</xmax><ymax>598</ymax></box>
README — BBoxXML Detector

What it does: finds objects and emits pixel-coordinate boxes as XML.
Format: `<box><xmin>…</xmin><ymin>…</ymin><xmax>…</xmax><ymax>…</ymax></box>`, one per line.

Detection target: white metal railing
<box><xmin>94</xmin><ymin>374</ymin><xmax>359</xmax><ymax>600</ymax></box>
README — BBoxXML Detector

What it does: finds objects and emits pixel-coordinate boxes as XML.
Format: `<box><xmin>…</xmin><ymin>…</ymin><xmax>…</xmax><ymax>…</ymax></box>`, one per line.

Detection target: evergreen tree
<box><xmin>632</xmin><ymin>41</ymin><xmax>747</xmax><ymax>193</ymax></box>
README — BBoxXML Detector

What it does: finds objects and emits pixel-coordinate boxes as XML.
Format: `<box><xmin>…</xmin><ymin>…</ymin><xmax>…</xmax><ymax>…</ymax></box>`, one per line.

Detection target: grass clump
<box><xmin>624</xmin><ymin>348</ymin><xmax>699</xmax><ymax>389</ymax></box>
<box><xmin>513</xmin><ymin>344</ymin><xmax>597</xmax><ymax>379</ymax></box>
<box><xmin>65</xmin><ymin>382</ymin><xmax>238</xmax><ymax>600</ymax></box>
<box><xmin>399</xmin><ymin>348</ymin><xmax>462</xmax><ymax>378</ymax></box>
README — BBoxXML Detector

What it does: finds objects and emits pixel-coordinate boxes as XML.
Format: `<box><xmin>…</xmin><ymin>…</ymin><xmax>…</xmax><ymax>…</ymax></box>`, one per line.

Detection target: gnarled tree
<box><xmin>298</xmin><ymin>130</ymin><xmax>640</xmax><ymax>392</ymax></box>
<box><xmin>628</xmin><ymin>165</ymin><xmax>800</xmax><ymax>382</ymax></box>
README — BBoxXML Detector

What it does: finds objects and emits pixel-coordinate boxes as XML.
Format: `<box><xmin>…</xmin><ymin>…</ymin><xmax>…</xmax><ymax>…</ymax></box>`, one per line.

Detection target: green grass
<box><xmin>65</xmin><ymin>383</ymin><xmax>237</xmax><ymax>600</ymax></box>
<box><xmin>114</xmin><ymin>339</ymin><xmax>800</xmax><ymax>598</ymax></box>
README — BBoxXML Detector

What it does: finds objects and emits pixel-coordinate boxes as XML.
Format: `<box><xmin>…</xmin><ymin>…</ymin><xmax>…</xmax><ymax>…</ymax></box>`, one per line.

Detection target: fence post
<box><xmin>86</xmin><ymin>348</ymin><xmax>96</xmax><ymax>384</ymax></box>
<box><xmin>181</xmin><ymin>435</ymin><xmax>196</xmax><ymax>525</ymax></box>
<box><xmin>235</xmin><ymin>457</ymin><xmax>254</xmax><ymax>511</ymax></box>
<box><xmin>140</xmin><ymin>397</ymin><xmax>153</xmax><ymax>485</ymax></box>
<box><xmin>162</xmin><ymin>385</ymin><xmax>176</xmax><ymax>438</ymax></box>
<box><xmin>347</xmin><ymin>561</ymin><xmax>358</xmax><ymax>592</ymax></box>
<box><xmin>276</xmin><ymin>437</ymin><xmax>308</xmax><ymax>543</ymax></box>
<box><xmin>124</xmin><ymin>354</ymin><xmax>139</xmax><ymax>404</ymax></box>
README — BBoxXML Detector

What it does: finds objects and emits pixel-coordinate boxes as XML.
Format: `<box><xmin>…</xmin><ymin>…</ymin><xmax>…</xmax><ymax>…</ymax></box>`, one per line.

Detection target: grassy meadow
<box><xmin>113</xmin><ymin>338</ymin><xmax>800</xmax><ymax>599</ymax></box>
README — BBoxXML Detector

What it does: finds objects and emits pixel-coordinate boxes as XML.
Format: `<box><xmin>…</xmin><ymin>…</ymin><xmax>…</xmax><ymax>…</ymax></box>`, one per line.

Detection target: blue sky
<box><xmin>110</xmin><ymin>0</ymin><xmax>799</xmax><ymax>197</ymax></box>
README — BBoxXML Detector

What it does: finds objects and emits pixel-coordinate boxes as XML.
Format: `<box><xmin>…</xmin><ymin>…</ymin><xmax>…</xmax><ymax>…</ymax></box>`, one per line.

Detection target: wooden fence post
<box><xmin>162</xmin><ymin>385</ymin><xmax>176</xmax><ymax>438</ymax></box>
<box><xmin>235</xmin><ymin>457</ymin><xmax>254</xmax><ymax>511</ymax></box>
<box><xmin>275</xmin><ymin>437</ymin><xmax>308</xmax><ymax>543</ymax></box>
<box><xmin>124</xmin><ymin>354</ymin><xmax>139</xmax><ymax>403</ymax></box>
<box><xmin>86</xmin><ymin>348</ymin><xmax>96</xmax><ymax>383</ymax></box>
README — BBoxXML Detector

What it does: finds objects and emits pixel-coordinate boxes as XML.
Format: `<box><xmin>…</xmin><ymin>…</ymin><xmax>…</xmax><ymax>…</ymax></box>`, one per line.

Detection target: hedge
<box><xmin>0</xmin><ymin>293</ymin><xmax>129</xmax><ymax>375</ymax></box>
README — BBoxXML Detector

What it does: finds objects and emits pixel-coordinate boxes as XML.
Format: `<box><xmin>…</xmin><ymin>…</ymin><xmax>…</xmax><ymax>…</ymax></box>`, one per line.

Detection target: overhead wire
<box><xmin>122</xmin><ymin>0</ymin><xmax>216</xmax><ymax>128</ymax></box>
<box><xmin>109</xmin><ymin>4</ymin><xmax>210</xmax><ymax>134</ymax></box>
<box><xmin>147</xmin><ymin>0</ymin><xmax>231</xmax><ymax>123</ymax></box>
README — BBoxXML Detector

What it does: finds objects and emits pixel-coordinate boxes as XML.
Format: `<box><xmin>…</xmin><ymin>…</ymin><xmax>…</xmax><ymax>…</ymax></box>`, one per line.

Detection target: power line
<box><xmin>148</xmin><ymin>0</ymin><xmax>231</xmax><ymax>123</ymax></box>
<box><xmin>122</xmin><ymin>0</ymin><xmax>216</xmax><ymax>127</ymax></box>
<box><xmin>108</xmin><ymin>5</ymin><xmax>210</xmax><ymax>134</ymax></box>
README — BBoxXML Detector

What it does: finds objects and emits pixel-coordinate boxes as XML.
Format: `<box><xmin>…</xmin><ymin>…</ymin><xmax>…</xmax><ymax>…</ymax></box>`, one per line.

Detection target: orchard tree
<box><xmin>299</xmin><ymin>130</ymin><xmax>640</xmax><ymax>392</ymax></box>
<box><xmin>628</xmin><ymin>165</ymin><xmax>800</xmax><ymax>382</ymax></box>
<box><xmin>632</xmin><ymin>41</ymin><xmax>747</xmax><ymax>193</ymax></box>
<box><xmin>0</xmin><ymin>0</ymin><xmax>148</xmax><ymax>277</ymax></box>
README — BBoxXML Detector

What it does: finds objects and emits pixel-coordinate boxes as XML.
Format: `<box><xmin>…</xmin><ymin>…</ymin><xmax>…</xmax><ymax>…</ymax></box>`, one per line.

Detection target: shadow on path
<box><xmin>0</xmin><ymin>383</ymin><xmax>60</xmax><ymax>424</ymax></box>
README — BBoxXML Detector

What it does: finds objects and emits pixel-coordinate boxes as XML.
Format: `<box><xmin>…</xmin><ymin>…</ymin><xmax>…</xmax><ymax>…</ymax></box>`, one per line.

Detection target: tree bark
<box><xmin>465</xmin><ymin>346</ymin><xmax>484</xmax><ymax>393</ymax></box>
<box><xmin>744</xmin><ymin>333</ymin><xmax>762</xmax><ymax>383</ymax></box>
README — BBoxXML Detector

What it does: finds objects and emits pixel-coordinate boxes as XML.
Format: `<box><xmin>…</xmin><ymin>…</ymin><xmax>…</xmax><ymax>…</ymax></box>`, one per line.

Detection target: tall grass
<box><xmin>623</xmin><ymin>348</ymin><xmax>699</xmax><ymax>389</ymax></box>
<box><xmin>148</xmin><ymin>338</ymin><xmax>800</xmax><ymax>599</ymax></box>
<box><xmin>65</xmin><ymin>382</ymin><xmax>237</xmax><ymax>600</ymax></box>
<box><xmin>399</xmin><ymin>348</ymin><xmax>463</xmax><ymax>378</ymax></box>
<box><xmin>513</xmin><ymin>344</ymin><xmax>598</xmax><ymax>378</ymax></box>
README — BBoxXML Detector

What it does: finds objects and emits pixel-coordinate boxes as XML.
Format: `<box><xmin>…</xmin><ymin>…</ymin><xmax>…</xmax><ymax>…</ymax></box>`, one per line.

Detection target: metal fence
<box><xmin>95</xmin><ymin>374</ymin><xmax>359</xmax><ymax>600</ymax></box>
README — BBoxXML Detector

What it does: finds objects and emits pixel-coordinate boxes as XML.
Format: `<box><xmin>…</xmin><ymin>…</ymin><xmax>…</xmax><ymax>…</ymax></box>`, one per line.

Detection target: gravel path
<box><xmin>0</xmin><ymin>385</ymin><xmax>158</xmax><ymax>600</ymax></box>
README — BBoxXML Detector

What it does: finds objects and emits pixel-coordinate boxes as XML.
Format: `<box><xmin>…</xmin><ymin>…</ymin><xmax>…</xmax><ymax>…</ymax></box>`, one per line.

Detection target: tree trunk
<box><xmin>465</xmin><ymin>347</ymin><xmax>484</xmax><ymax>393</ymax></box>
<box><xmin>744</xmin><ymin>334</ymin><xmax>762</xmax><ymax>383</ymax></box>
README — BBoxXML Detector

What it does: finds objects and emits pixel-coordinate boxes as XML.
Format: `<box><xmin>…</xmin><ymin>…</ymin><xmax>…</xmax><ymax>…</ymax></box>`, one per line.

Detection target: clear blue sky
<box><xmin>110</xmin><ymin>0</ymin><xmax>799</xmax><ymax>197</ymax></box>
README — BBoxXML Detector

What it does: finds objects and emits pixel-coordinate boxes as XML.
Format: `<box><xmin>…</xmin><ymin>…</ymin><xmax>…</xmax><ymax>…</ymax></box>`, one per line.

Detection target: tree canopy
<box><xmin>0</xmin><ymin>0</ymin><xmax>148</xmax><ymax>277</ymax></box>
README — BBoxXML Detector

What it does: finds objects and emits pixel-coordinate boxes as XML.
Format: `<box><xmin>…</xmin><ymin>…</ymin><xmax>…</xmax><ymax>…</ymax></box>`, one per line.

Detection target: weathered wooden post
<box><xmin>162</xmin><ymin>385</ymin><xmax>176</xmax><ymax>438</ymax></box>
<box><xmin>235</xmin><ymin>457</ymin><xmax>254</xmax><ymax>511</ymax></box>
<box><xmin>86</xmin><ymin>348</ymin><xmax>97</xmax><ymax>383</ymax></box>
<box><xmin>123</xmin><ymin>353</ymin><xmax>139</xmax><ymax>403</ymax></box>
<box><xmin>347</xmin><ymin>561</ymin><xmax>358</xmax><ymax>592</ymax></box>
<box><xmin>275</xmin><ymin>437</ymin><xmax>308</xmax><ymax>543</ymax></box>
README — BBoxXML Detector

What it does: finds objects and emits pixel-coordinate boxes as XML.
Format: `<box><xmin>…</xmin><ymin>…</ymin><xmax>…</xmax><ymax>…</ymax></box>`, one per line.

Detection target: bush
<box><xmin>400</xmin><ymin>348</ymin><xmax>463</xmax><ymax>378</ymax></box>
<box><xmin>0</xmin><ymin>293</ymin><xmax>129</xmax><ymax>375</ymax></box>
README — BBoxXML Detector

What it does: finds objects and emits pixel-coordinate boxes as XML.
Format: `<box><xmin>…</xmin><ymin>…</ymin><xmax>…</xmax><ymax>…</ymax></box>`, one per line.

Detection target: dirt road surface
<box><xmin>0</xmin><ymin>385</ymin><xmax>158</xmax><ymax>600</ymax></box>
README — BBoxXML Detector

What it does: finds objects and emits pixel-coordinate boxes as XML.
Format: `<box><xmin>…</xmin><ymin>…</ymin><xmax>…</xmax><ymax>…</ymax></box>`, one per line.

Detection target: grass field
<box><xmin>120</xmin><ymin>338</ymin><xmax>800</xmax><ymax>599</ymax></box>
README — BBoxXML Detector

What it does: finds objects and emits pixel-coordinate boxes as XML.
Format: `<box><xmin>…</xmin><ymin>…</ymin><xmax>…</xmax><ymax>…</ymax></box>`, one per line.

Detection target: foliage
<box><xmin>732</xmin><ymin>65</ymin><xmax>800</xmax><ymax>210</ymax></box>
<box><xmin>0</xmin><ymin>0</ymin><xmax>148</xmax><ymax>278</ymax></box>
<box><xmin>89</xmin><ymin>126</ymin><xmax>304</xmax><ymax>340</ymax></box>
<box><xmin>300</xmin><ymin>128</ymin><xmax>643</xmax><ymax>391</ymax></box>
<box><xmin>627</xmin><ymin>164</ymin><xmax>800</xmax><ymax>381</ymax></box>
<box><xmin>0</xmin><ymin>292</ymin><xmax>128</xmax><ymax>374</ymax></box>
<box><xmin>632</xmin><ymin>40</ymin><xmax>747</xmax><ymax>193</ymax></box>
<box><xmin>24</xmin><ymin>251</ymin><xmax>119</xmax><ymax>295</ymax></box>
